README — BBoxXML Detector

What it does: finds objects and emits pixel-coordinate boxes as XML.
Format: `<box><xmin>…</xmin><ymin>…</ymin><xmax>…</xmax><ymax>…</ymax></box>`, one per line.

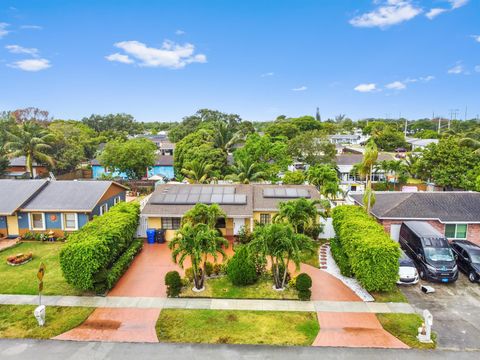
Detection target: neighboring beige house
<box><xmin>141</xmin><ymin>183</ymin><xmax>321</xmax><ymax>241</ymax></box>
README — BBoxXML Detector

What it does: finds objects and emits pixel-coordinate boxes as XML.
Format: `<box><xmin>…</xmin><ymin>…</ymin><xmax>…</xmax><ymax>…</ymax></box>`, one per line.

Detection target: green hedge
<box><xmin>331</xmin><ymin>205</ymin><xmax>400</xmax><ymax>291</ymax></box>
<box><xmin>60</xmin><ymin>202</ymin><xmax>140</xmax><ymax>292</ymax></box>
<box><xmin>106</xmin><ymin>238</ymin><xmax>143</xmax><ymax>290</ymax></box>
<box><xmin>330</xmin><ymin>237</ymin><xmax>353</xmax><ymax>277</ymax></box>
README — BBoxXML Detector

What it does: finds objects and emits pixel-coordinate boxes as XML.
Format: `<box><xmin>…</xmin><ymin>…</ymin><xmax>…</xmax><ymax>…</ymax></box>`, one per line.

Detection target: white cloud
<box><xmin>175</xmin><ymin>30</ymin><xmax>186</xmax><ymax>35</ymax></box>
<box><xmin>354</xmin><ymin>83</ymin><xmax>377</xmax><ymax>92</ymax></box>
<box><xmin>386</xmin><ymin>81</ymin><xmax>406</xmax><ymax>90</ymax></box>
<box><xmin>261</xmin><ymin>72</ymin><xmax>274</xmax><ymax>77</ymax></box>
<box><xmin>448</xmin><ymin>63</ymin><xmax>466</xmax><ymax>74</ymax></box>
<box><xmin>292</xmin><ymin>86</ymin><xmax>307</xmax><ymax>91</ymax></box>
<box><xmin>107</xmin><ymin>40</ymin><xmax>207</xmax><ymax>69</ymax></box>
<box><xmin>426</xmin><ymin>8</ymin><xmax>448</xmax><ymax>19</ymax></box>
<box><xmin>449</xmin><ymin>0</ymin><xmax>469</xmax><ymax>9</ymax></box>
<box><xmin>420</xmin><ymin>75</ymin><xmax>435</xmax><ymax>82</ymax></box>
<box><xmin>20</xmin><ymin>25</ymin><xmax>43</xmax><ymax>30</ymax></box>
<box><xmin>105</xmin><ymin>52</ymin><xmax>134</xmax><ymax>64</ymax></box>
<box><xmin>471</xmin><ymin>35</ymin><xmax>480</xmax><ymax>43</ymax></box>
<box><xmin>0</xmin><ymin>23</ymin><xmax>9</xmax><ymax>38</ymax></box>
<box><xmin>6</xmin><ymin>45</ymin><xmax>39</xmax><ymax>57</ymax></box>
<box><xmin>8</xmin><ymin>58</ymin><xmax>51</xmax><ymax>72</ymax></box>
<box><xmin>349</xmin><ymin>0</ymin><xmax>422</xmax><ymax>28</ymax></box>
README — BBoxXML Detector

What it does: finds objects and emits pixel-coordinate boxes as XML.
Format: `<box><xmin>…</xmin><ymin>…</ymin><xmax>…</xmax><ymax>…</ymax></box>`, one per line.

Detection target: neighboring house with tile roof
<box><xmin>0</xmin><ymin>179</ymin><xmax>127</xmax><ymax>239</ymax></box>
<box><xmin>349</xmin><ymin>191</ymin><xmax>480</xmax><ymax>245</ymax></box>
<box><xmin>141</xmin><ymin>183</ymin><xmax>321</xmax><ymax>241</ymax></box>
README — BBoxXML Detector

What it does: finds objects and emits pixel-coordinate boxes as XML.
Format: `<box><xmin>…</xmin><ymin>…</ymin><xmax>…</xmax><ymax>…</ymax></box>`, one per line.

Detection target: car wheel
<box><xmin>419</xmin><ymin>269</ymin><xmax>426</xmax><ymax>280</ymax></box>
<box><xmin>469</xmin><ymin>272</ymin><xmax>477</xmax><ymax>283</ymax></box>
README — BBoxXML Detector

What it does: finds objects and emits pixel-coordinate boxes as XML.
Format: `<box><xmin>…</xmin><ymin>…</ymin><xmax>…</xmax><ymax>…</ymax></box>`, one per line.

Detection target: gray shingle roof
<box><xmin>350</xmin><ymin>192</ymin><xmax>480</xmax><ymax>222</ymax></box>
<box><xmin>0</xmin><ymin>180</ymin><xmax>49</xmax><ymax>215</ymax></box>
<box><xmin>21</xmin><ymin>181</ymin><xmax>122</xmax><ymax>212</ymax></box>
<box><xmin>335</xmin><ymin>153</ymin><xmax>395</xmax><ymax>166</ymax></box>
<box><xmin>8</xmin><ymin>156</ymin><xmax>42</xmax><ymax>167</ymax></box>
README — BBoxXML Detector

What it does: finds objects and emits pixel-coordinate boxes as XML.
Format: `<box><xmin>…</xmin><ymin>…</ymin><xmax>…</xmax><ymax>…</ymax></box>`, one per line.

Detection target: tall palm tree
<box><xmin>5</xmin><ymin>121</ymin><xmax>54</xmax><ymax>178</ymax></box>
<box><xmin>273</xmin><ymin>198</ymin><xmax>327</xmax><ymax>235</ymax></box>
<box><xmin>306</xmin><ymin>164</ymin><xmax>341</xmax><ymax>199</ymax></box>
<box><xmin>213</xmin><ymin>121</ymin><xmax>243</xmax><ymax>153</ymax></box>
<box><xmin>388</xmin><ymin>160</ymin><xmax>406</xmax><ymax>191</ymax></box>
<box><xmin>181</xmin><ymin>159</ymin><xmax>213</xmax><ymax>184</ymax></box>
<box><xmin>225</xmin><ymin>155</ymin><xmax>265</xmax><ymax>184</ymax></box>
<box><xmin>181</xmin><ymin>203</ymin><xmax>226</xmax><ymax>229</ymax></box>
<box><xmin>404</xmin><ymin>153</ymin><xmax>420</xmax><ymax>178</ymax></box>
<box><xmin>169</xmin><ymin>223</ymin><xmax>228</xmax><ymax>290</ymax></box>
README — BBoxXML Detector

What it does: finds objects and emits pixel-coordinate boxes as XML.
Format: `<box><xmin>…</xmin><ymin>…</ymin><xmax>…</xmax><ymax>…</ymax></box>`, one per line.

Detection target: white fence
<box><xmin>136</xmin><ymin>195</ymin><xmax>151</xmax><ymax>238</ymax></box>
<box><xmin>319</xmin><ymin>217</ymin><xmax>335</xmax><ymax>239</ymax></box>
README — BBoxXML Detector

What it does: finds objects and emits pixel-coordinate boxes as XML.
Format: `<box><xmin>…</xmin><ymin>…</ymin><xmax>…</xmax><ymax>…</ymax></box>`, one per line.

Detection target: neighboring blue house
<box><xmin>91</xmin><ymin>155</ymin><xmax>175</xmax><ymax>180</ymax></box>
<box><xmin>0</xmin><ymin>179</ymin><xmax>127</xmax><ymax>239</ymax></box>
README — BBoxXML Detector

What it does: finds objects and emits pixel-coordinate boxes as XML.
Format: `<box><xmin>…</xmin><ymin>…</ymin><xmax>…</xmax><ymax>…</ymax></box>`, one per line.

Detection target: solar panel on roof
<box><xmin>176</xmin><ymin>194</ymin><xmax>188</xmax><ymax>203</ymax></box>
<box><xmin>263</xmin><ymin>188</ymin><xmax>311</xmax><ymax>198</ymax></box>
<box><xmin>201</xmin><ymin>186</ymin><xmax>213</xmax><ymax>194</ymax></box>
<box><xmin>187</xmin><ymin>194</ymin><xmax>200</xmax><ymax>203</ymax></box>
<box><xmin>199</xmin><ymin>193</ymin><xmax>211</xmax><ymax>202</ymax></box>
<box><xmin>211</xmin><ymin>194</ymin><xmax>223</xmax><ymax>203</ymax></box>
<box><xmin>224</xmin><ymin>187</ymin><xmax>235</xmax><ymax>194</ymax></box>
<box><xmin>212</xmin><ymin>187</ymin><xmax>223</xmax><ymax>194</ymax></box>
<box><xmin>286</xmin><ymin>188</ymin><xmax>297</xmax><ymax>197</ymax></box>
<box><xmin>164</xmin><ymin>194</ymin><xmax>177</xmax><ymax>202</ymax></box>
<box><xmin>190</xmin><ymin>187</ymin><xmax>201</xmax><ymax>194</ymax></box>
<box><xmin>223</xmin><ymin>194</ymin><xmax>234</xmax><ymax>203</ymax></box>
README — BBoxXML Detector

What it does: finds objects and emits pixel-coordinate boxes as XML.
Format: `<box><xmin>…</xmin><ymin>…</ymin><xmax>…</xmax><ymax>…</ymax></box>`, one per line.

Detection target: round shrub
<box><xmin>204</xmin><ymin>262</ymin><xmax>214</xmax><ymax>277</ymax></box>
<box><xmin>295</xmin><ymin>273</ymin><xmax>312</xmax><ymax>291</ymax></box>
<box><xmin>298</xmin><ymin>289</ymin><xmax>312</xmax><ymax>301</ymax></box>
<box><xmin>227</xmin><ymin>246</ymin><xmax>258</xmax><ymax>286</ymax></box>
<box><xmin>165</xmin><ymin>271</ymin><xmax>182</xmax><ymax>297</ymax></box>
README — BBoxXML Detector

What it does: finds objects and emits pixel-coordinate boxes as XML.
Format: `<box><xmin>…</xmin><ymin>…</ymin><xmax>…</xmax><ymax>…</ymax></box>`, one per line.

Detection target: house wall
<box><xmin>7</xmin><ymin>166</ymin><xmax>48</xmax><ymax>178</ymax></box>
<box><xmin>147</xmin><ymin>166</ymin><xmax>175</xmax><ymax>179</ymax></box>
<box><xmin>253</xmin><ymin>211</ymin><xmax>277</xmax><ymax>224</ymax></box>
<box><xmin>17</xmin><ymin>211</ymin><xmax>91</xmax><ymax>237</ymax></box>
<box><xmin>0</xmin><ymin>216</ymin><xmax>7</xmax><ymax>237</ymax></box>
<box><xmin>91</xmin><ymin>165</ymin><xmax>128</xmax><ymax>180</ymax></box>
<box><xmin>91</xmin><ymin>188</ymin><xmax>126</xmax><ymax>217</ymax></box>
<box><xmin>380</xmin><ymin>219</ymin><xmax>480</xmax><ymax>246</ymax></box>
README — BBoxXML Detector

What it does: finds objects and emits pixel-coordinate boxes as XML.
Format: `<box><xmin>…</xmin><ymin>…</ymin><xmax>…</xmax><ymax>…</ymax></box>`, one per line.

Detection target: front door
<box><xmin>233</xmin><ymin>218</ymin><xmax>245</xmax><ymax>236</ymax></box>
<box><xmin>6</xmin><ymin>215</ymin><xmax>19</xmax><ymax>237</ymax></box>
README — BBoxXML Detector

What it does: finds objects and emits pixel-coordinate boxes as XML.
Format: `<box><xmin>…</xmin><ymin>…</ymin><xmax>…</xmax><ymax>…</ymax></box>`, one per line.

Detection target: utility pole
<box><xmin>449</xmin><ymin>109</ymin><xmax>459</xmax><ymax>130</ymax></box>
<box><xmin>464</xmin><ymin>105</ymin><xmax>468</xmax><ymax>121</ymax></box>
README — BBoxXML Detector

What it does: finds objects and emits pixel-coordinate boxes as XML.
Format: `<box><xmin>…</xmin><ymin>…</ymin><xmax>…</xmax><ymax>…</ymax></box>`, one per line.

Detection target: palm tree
<box><xmin>4</xmin><ymin>121</ymin><xmax>54</xmax><ymax>178</ymax></box>
<box><xmin>213</xmin><ymin>121</ymin><xmax>243</xmax><ymax>153</ymax></box>
<box><xmin>388</xmin><ymin>160</ymin><xmax>406</xmax><ymax>191</ymax></box>
<box><xmin>181</xmin><ymin>159</ymin><xmax>213</xmax><ymax>184</ymax></box>
<box><xmin>181</xmin><ymin>203</ymin><xmax>226</xmax><ymax>229</ymax></box>
<box><xmin>169</xmin><ymin>223</ymin><xmax>228</xmax><ymax>291</ymax></box>
<box><xmin>306</xmin><ymin>164</ymin><xmax>341</xmax><ymax>199</ymax></box>
<box><xmin>225</xmin><ymin>155</ymin><xmax>265</xmax><ymax>184</ymax></box>
<box><xmin>404</xmin><ymin>153</ymin><xmax>420</xmax><ymax>178</ymax></box>
<box><xmin>249</xmin><ymin>223</ymin><xmax>313</xmax><ymax>289</ymax></box>
<box><xmin>362</xmin><ymin>140</ymin><xmax>378</xmax><ymax>214</ymax></box>
<box><xmin>273</xmin><ymin>198</ymin><xmax>327</xmax><ymax>235</ymax></box>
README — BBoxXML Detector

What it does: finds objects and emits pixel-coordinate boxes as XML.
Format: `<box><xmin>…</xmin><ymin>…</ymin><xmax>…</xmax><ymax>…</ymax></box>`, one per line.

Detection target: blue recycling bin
<box><xmin>146</xmin><ymin>229</ymin><xmax>156</xmax><ymax>244</ymax></box>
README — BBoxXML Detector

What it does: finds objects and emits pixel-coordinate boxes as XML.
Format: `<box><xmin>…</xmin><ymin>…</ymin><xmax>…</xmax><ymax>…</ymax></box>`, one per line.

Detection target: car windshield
<box><xmin>424</xmin><ymin>247</ymin><xmax>454</xmax><ymax>262</ymax></box>
<box><xmin>470</xmin><ymin>251</ymin><xmax>480</xmax><ymax>264</ymax></box>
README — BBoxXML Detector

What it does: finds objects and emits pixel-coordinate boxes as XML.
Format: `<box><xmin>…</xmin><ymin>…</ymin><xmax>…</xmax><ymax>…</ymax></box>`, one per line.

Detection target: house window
<box><xmin>445</xmin><ymin>224</ymin><xmax>468</xmax><ymax>239</ymax></box>
<box><xmin>162</xmin><ymin>217</ymin><xmax>181</xmax><ymax>230</ymax></box>
<box><xmin>259</xmin><ymin>214</ymin><xmax>271</xmax><ymax>225</ymax></box>
<box><xmin>30</xmin><ymin>213</ymin><xmax>45</xmax><ymax>230</ymax></box>
<box><xmin>216</xmin><ymin>218</ymin><xmax>226</xmax><ymax>229</ymax></box>
<box><xmin>99</xmin><ymin>203</ymin><xmax>108</xmax><ymax>215</ymax></box>
<box><xmin>63</xmin><ymin>213</ymin><xmax>78</xmax><ymax>231</ymax></box>
<box><xmin>113</xmin><ymin>196</ymin><xmax>121</xmax><ymax>205</ymax></box>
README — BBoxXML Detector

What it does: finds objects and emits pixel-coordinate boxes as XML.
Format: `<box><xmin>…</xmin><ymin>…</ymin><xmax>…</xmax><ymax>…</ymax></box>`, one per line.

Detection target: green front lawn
<box><xmin>377</xmin><ymin>313</ymin><xmax>437</xmax><ymax>350</ymax></box>
<box><xmin>371</xmin><ymin>287</ymin><xmax>408</xmax><ymax>303</ymax></box>
<box><xmin>157</xmin><ymin>309</ymin><xmax>319</xmax><ymax>346</ymax></box>
<box><xmin>0</xmin><ymin>305</ymin><xmax>93</xmax><ymax>339</ymax></box>
<box><xmin>180</xmin><ymin>275</ymin><xmax>298</xmax><ymax>300</ymax></box>
<box><xmin>0</xmin><ymin>242</ymin><xmax>81</xmax><ymax>295</ymax></box>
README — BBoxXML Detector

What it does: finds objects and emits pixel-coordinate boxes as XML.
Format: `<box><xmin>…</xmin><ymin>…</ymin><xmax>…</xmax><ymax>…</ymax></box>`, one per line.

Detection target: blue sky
<box><xmin>0</xmin><ymin>0</ymin><xmax>479</xmax><ymax>122</ymax></box>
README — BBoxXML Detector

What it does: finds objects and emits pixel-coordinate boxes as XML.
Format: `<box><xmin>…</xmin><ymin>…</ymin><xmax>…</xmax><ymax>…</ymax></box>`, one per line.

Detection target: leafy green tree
<box><xmin>306</xmin><ymin>165</ymin><xmax>340</xmax><ymax>199</ymax></box>
<box><xmin>288</xmin><ymin>131</ymin><xmax>336</xmax><ymax>165</ymax></box>
<box><xmin>99</xmin><ymin>138</ymin><xmax>156</xmax><ymax>179</ymax></box>
<box><xmin>413</xmin><ymin>129</ymin><xmax>439</xmax><ymax>139</ymax></box>
<box><xmin>4</xmin><ymin>121</ymin><xmax>55</xmax><ymax>178</ymax></box>
<box><xmin>249</xmin><ymin>223</ymin><xmax>314</xmax><ymax>289</ymax></box>
<box><xmin>81</xmin><ymin>113</ymin><xmax>141</xmax><ymax>138</ymax></box>
<box><xmin>290</xmin><ymin>116</ymin><xmax>322</xmax><ymax>132</ymax></box>
<box><xmin>273</xmin><ymin>198</ymin><xmax>325</xmax><ymax>236</ymax></box>
<box><xmin>459</xmin><ymin>137</ymin><xmax>480</xmax><ymax>155</ymax></box>
<box><xmin>181</xmin><ymin>159</ymin><xmax>213</xmax><ymax>184</ymax></box>
<box><xmin>282</xmin><ymin>171</ymin><xmax>305</xmax><ymax>185</ymax></box>
<box><xmin>225</xmin><ymin>154</ymin><xmax>265</xmax><ymax>183</ymax></box>
<box><xmin>227</xmin><ymin>246</ymin><xmax>258</xmax><ymax>286</ymax></box>
<box><xmin>416</xmin><ymin>138</ymin><xmax>480</xmax><ymax>190</ymax></box>
<box><xmin>264</xmin><ymin>121</ymin><xmax>299</xmax><ymax>139</ymax></box>
<box><xmin>174</xmin><ymin>129</ymin><xmax>227</xmax><ymax>178</ymax></box>
<box><xmin>373</xmin><ymin>129</ymin><xmax>407</xmax><ymax>151</ymax></box>
<box><xmin>169</xmin><ymin>223</ymin><xmax>228</xmax><ymax>290</ymax></box>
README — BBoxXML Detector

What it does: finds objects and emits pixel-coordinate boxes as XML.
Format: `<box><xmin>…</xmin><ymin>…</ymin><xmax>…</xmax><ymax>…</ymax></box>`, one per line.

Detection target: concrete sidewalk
<box><xmin>0</xmin><ymin>294</ymin><xmax>415</xmax><ymax>314</ymax></box>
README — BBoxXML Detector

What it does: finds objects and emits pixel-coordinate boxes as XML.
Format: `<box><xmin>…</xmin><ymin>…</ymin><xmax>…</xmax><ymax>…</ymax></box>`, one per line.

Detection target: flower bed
<box><xmin>6</xmin><ymin>253</ymin><xmax>33</xmax><ymax>266</ymax></box>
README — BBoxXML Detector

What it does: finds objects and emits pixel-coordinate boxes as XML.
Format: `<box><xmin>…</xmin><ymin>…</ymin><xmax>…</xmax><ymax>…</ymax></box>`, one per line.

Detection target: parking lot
<box><xmin>401</xmin><ymin>273</ymin><xmax>480</xmax><ymax>351</ymax></box>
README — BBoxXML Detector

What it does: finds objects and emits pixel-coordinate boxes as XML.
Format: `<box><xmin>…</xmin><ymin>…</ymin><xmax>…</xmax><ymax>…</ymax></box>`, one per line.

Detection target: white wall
<box><xmin>319</xmin><ymin>217</ymin><xmax>335</xmax><ymax>239</ymax></box>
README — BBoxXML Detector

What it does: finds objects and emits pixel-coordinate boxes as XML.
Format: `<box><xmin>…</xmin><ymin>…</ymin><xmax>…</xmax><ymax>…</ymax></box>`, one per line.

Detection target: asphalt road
<box><xmin>401</xmin><ymin>273</ymin><xmax>480</xmax><ymax>351</ymax></box>
<box><xmin>0</xmin><ymin>339</ymin><xmax>479</xmax><ymax>360</ymax></box>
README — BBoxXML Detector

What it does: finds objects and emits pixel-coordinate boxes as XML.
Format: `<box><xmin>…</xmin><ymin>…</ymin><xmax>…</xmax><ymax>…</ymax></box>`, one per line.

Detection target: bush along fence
<box><xmin>331</xmin><ymin>205</ymin><xmax>400</xmax><ymax>292</ymax></box>
<box><xmin>60</xmin><ymin>202</ymin><xmax>141</xmax><ymax>293</ymax></box>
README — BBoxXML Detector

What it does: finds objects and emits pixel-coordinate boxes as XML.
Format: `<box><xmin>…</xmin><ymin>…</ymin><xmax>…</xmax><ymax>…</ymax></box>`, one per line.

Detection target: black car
<box><xmin>450</xmin><ymin>240</ymin><xmax>480</xmax><ymax>283</ymax></box>
<box><xmin>399</xmin><ymin>221</ymin><xmax>458</xmax><ymax>283</ymax></box>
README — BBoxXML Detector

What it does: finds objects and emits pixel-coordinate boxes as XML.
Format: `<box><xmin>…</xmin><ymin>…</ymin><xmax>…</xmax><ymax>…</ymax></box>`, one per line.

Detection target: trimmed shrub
<box><xmin>106</xmin><ymin>239</ymin><xmax>143</xmax><ymax>290</ymax></box>
<box><xmin>60</xmin><ymin>202</ymin><xmax>140</xmax><ymax>292</ymax></box>
<box><xmin>295</xmin><ymin>273</ymin><xmax>312</xmax><ymax>291</ymax></box>
<box><xmin>184</xmin><ymin>267</ymin><xmax>195</xmax><ymax>282</ymax></box>
<box><xmin>331</xmin><ymin>205</ymin><xmax>400</xmax><ymax>292</ymax></box>
<box><xmin>227</xmin><ymin>246</ymin><xmax>258</xmax><ymax>286</ymax></box>
<box><xmin>330</xmin><ymin>237</ymin><xmax>352</xmax><ymax>277</ymax></box>
<box><xmin>204</xmin><ymin>262</ymin><xmax>214</xmax><ymax>277</ymax></box>
<box><xmin>165</xmin><ymin>271</ymin><xmax>182</xmax><ymax>297</ymax></box>
<box><xmin>298</xmin><ymin>289</ymin><xmax>312</xmax><ymax>301</ymax></box>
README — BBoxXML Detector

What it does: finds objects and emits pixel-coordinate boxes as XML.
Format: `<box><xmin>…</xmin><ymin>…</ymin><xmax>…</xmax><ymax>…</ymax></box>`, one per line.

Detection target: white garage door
<box><xmin>390</xmin><ymin>224</ymin><xmax>401</xmax><ymax>242</ymax></box>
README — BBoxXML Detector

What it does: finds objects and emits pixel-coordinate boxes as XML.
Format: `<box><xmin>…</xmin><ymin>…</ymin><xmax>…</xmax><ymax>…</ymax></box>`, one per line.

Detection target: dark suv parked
<box><xmin>399</xmin><ymin>221</ymin><xmax>458</xmax><ymax>283</ymax></box>
<box><xmin>451</xmin><ymin>240</ymin><xmax>480</xmax><ymax>283</ymax></box>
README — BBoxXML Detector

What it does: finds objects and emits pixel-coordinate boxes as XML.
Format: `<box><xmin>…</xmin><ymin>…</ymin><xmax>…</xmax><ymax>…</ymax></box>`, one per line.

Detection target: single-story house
<box><xmin>349</xmin><ymin>191</ymin><xmax>480</xmax><ymax>246</ymax></box>
<box><xmin>141</xmin><ymin>183</ymin><xmax>321</xmax><ymax>241</ymax></box>
<box><xmin>329</xmin><ymin>134</ymin><xmax>366</xmax><ymax>145</ymax></box>
<box><xmin>91</xmin><ymin>155</ymin><xmax>175</xmax><ymax>180</ymax></box>
<box><xmin>0</xmin><ymin>179</ymin><xmax>128</xmax><ymax>238</ymax></box>
<box><xmin>406</xmin><ymin>138</ymin><xmax>438</xmax><ymax>151</ymax></box>
<box><xmin>3</xmin><ymin>156</ymin><xmax>49</xmax><ymax>179</ymax></box>
<box><xmin>336</xmin><ymin>153</ymin><xmax>395</xmax><ymax>192</ymax></box>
